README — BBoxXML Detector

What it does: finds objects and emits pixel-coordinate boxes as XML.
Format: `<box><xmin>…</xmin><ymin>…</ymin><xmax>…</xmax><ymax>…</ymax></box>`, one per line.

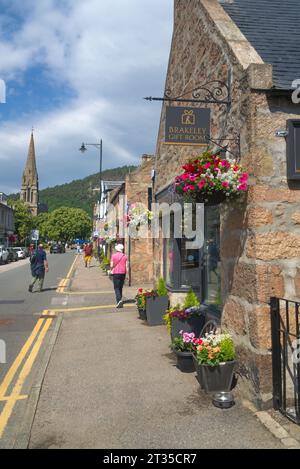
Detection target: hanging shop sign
<box><xmin>165</xmin><ymin>107</ymin><xmax>210</xmax><ymax>145</ymax></box>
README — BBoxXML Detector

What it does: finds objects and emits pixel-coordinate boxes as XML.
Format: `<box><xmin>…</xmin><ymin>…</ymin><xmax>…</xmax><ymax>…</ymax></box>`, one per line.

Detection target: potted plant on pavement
<box><xmin>135</xmin><ymin>288</ymin><xmax>151</xmax><ymax>320</ymax></box>
<box><xmin>145</xmin><ymin>277</ymin><xmax>169</xmax><ymax>326</ymax></box>
<box><xmin>193</xmin><ymin>331</ymin><xmax>236</xmax><ymax>393</ymax></box>
<box><xmin>164</xmin><ymin>289</ymin><xmax>205</xmax><ymax>340</ymax></box>
<box><xmin>171</xmin><ymin>330</ymin><xmax>197</xmax><ymax>373</ymax></box>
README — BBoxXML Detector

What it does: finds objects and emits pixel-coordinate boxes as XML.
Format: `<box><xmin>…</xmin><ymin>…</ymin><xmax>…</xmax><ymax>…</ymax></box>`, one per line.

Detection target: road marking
<box><xmin>48</xmin><ymin>304</ymin><xmax>136</xmax><ymax>313</ymax></box>
<box><xmin>56</xmin><ymin>254</ymin><xmax>79</xmax><ymax>293</ymax></box>
<box><xmin>0</xmin><ymin>319</ymin><xmax>44</xmax><ymax>398</ymax></box>
<box><xmin>0</xmin><ymin>318</ymin><xmax>52</xmax><ymax>438</ymax></box>
<box><xmin>0</xmin><ymin>395</ymin><xmax>28</xmax><ymax>402</ymax></box>
<box><xmin>64</xmin><ymin>291</ymin><xmax>115</xmax><ymax>295</ymax></box>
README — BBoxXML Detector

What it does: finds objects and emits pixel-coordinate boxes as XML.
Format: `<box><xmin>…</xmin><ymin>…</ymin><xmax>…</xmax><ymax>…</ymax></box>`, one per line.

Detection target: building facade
<box><xmin>0</xmin><ymin>194</ymin><xmax>15</xmax><ymax>246</ymax></box>
<box><xmin>153</xmin><ymin>0</ymin><xmax>300</xmax><ymax>406</ymax></box>
<box><xmin>20</xmin><ymin>132</ymin><xmax>39</xmax><ymax>216</ymax></box>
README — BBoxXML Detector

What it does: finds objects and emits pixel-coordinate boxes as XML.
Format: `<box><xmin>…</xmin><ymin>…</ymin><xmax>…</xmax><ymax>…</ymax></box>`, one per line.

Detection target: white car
<box><xmin>0</xmin><ymin>246</ymin><xmax>9</xmax><ymax>264</ymax></box>
<box><xmin>13</xmin><ymin>247</ymin><xmax>26</xmax><ymax>259</ymax></box>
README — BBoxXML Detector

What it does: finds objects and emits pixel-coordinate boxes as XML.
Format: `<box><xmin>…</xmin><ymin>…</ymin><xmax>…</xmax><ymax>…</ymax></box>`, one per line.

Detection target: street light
<box><xmin>79</xmin><ymin>139</ymin><xmax>103</xmax><ymax>219</ymax></box>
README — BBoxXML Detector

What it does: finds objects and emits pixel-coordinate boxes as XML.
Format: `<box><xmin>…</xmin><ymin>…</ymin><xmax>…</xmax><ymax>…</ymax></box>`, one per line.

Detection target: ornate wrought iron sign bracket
<box><xmin>144</xmin><ymin>73</ymin><xmax>231</xmax><ymax>110</ymax></box>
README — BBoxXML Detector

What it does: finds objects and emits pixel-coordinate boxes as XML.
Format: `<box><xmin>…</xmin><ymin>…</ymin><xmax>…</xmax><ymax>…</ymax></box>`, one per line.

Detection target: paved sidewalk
<box><xmin>28</xmin><ymin>257</ymin><xmax>285</xmax><ymax>449</ymax></box>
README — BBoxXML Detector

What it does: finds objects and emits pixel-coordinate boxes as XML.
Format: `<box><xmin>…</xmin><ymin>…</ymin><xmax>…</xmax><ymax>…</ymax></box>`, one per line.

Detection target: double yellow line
<box><xmin>0</xmin><ymin>316</ymin><xmax>53</xmax><ymax>438</ymax></box>
<box><xmin>56</xmin><ymin>254</ymin><xmax>79</xmax><ymax>293</ymax></box>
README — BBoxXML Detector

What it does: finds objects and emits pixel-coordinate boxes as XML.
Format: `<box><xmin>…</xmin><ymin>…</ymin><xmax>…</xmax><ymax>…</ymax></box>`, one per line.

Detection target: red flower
<box><xmin>182</xmin><ymin>164</ymin><xmax>196</xmax><ymax>172</ymax></box>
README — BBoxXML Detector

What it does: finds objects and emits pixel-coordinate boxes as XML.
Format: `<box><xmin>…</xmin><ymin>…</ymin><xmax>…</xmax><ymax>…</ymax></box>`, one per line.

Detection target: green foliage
<box><xmin>182</xmin><ymin>288</ymin><xmax>200</xmax><ymax>309</ymax></box>
<box><xmin>101</xmin><ymin>256</ymin><xmax>110</xmax><ymax>271</ymax></box>
<box><xmin>163</xmin><ymin>305</ymin><xmax>181</xmax><ymax>333</ymax></box>
<box><xmin>33</xmin><ymin>212</ymin><xmax>50</xmax><ymax>241</ymax></box>
<box><xmin>156</xmin><ymin>277</ymin><xmax>168</xmax><ymax>297</ymax></box>
<box><xmin>219</xmin><ymin>335</ymin><xmax>235</xmax><ymax>362</ymax></box>
<box><xmin>171</xmin><ymin>335</ymin><xmax>195</xmax><ymax>353</ymax></box>
<box><xmin>7</xmin><ymin>199</ymin><xmax>33</xmax><ymax>242</ymax></box>
<box><xmin>37</xmin><ymin>207</ymin><xmax>92</xmax><ymax>242</ymax></box>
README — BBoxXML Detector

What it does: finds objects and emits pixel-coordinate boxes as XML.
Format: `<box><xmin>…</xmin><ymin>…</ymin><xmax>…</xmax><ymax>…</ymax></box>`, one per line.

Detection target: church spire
<box><xmin>23</xmin><ymin>131</ymin><xmax>38</xmax><ymax>184</ymax></box>
<box><xmin>20</xmin><ymin>131</ymin><xmax>39</xmax><ymax>216</ymax></box>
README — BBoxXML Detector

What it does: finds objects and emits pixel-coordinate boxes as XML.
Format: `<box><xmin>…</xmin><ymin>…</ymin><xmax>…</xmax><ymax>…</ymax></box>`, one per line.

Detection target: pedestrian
<box><xmin>110</xmin><ymin>243</ymin><xmax>128</xmax><ymax>308</ymax></box>
<box><xmin>76</xmin><ymin>242</ymin><xmax>81</xmax><ymax>254</ymax></box>
<box><xmin>28</xmin><ymin>243</ymin><xmax>49</xmax><ymax>293</ymax></box>
<box><xmin>83</xmin><ymin>242</ymin><xmax>93</xmax><ymax>268</ymax></box>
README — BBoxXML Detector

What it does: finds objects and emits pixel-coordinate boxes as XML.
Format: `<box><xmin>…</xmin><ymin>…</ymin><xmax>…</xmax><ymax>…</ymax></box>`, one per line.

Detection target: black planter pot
<box><xmin>192</xmin><ymin>354</ymin><xmax>204</xmax><ymax>388</ymax></box>
<box><xmin>193</xmin><ymin>358</ymin><xmax>237</xmax><ymax>393</ymax></box>
<box><xmin>171</xmin><ymin>315</ymin><xmax>205</xmax><ymax>340</ymax></box>
<box><xmin>138</xmin><ymin>308</ymin><xmax>147</xmax><ymax>321</ymax></box>
<box><xmin>173</xmin><ymin>350</ymin><xmax>195</xmax><ymax>373</ymax></box>
<box><xmin>196</xmin><ymin>191</ymin><xmax>227</xmax><ymax>206</ymax></box>
<box><xmin>146</xmin><ymin>295</ymin><xmax>169</xmax><ymax>326</ymax></box>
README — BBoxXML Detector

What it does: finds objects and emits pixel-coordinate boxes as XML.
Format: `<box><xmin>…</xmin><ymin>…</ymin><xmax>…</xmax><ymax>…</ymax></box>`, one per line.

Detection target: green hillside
<box><xmin>10</xmin><ymin>166</ymin><xmax>136</xmax><ymax>216</ymax></box>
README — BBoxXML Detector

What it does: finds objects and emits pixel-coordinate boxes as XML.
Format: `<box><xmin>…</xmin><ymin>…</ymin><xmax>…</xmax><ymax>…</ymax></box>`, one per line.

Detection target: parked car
<box><xmin>13</xmin><ymin>247</ymin><xmax>26</xmax><ymax>259</ymax></box>
<box><xmin>50</xmin><ymin>244</ymin><xmax>65</xmax><ymax>254</ymax></box>
<box><xmin>0</xmin><ymin>246</ymin><xmax>9</xmax><ymax>264</ymax></box>
<box><xmin>7</xmin><ymin>248</ymin><xmax>18</xmax><ymax>263</ymax></box>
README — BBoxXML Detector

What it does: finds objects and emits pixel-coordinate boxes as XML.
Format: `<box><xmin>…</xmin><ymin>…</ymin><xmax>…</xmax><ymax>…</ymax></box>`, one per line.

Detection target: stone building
<box><xmin>152</xmin><ymin>0</ymin><xmax>300</xmax><ymax>407</ymax></box>
<box><xmin>20</xmin><ymin>132</ymin><xmax>39</xmax><ymax>216</ymax></box>
<box><xmin>0</xmin><ymin>193</ymin><xmax>15</xmax><ymax>246</ymax></box>
<box><xmin>125</xmin><ymin>155</ymin><xmax>154</xmax><ymax>285</ymax></box>
<box><xmin>101</xmin><ymin>155</ymin><xmax>154</xmax><ymax>285</ymax></box>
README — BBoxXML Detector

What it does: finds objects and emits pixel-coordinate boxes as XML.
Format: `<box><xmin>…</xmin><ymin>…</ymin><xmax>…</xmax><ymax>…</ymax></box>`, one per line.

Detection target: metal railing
<box><xmin>271</xmin><ymin>297</ymin><xmax>300</xmax><ymax>424</ymax></box>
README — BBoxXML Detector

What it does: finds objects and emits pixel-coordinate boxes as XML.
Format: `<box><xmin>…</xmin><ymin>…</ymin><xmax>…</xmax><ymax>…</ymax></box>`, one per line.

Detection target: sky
<box><xmin>0</xmin><ymin>0</ymin><xmax>173</xmax><ymax>194</ymax></box>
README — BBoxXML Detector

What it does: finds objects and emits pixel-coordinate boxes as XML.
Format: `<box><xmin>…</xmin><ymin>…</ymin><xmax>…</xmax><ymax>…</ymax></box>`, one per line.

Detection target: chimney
<box><xmin>141</xmin><ymin>154</ymin><xmax>153</xmax><ymax>163</ymax></box>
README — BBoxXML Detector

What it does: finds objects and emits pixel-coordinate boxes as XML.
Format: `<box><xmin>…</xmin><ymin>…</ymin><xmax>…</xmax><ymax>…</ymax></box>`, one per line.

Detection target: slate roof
<box><xmin>219</xmin><ymin>0</ymin><xmax>300</xmax><ymax>90</ymax></box>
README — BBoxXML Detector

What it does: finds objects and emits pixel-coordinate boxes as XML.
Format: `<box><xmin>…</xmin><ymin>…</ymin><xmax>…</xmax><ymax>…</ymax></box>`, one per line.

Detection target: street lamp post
<box><xmin>79</xmin><ymin>139</ymin><xmax>103</xmax><ymax>219</ymax></box>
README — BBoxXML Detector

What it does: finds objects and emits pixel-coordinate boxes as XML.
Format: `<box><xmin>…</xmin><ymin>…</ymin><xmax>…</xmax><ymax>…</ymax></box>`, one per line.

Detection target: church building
<box><xmin>20</xmin><ymin>132</ymin><xmax>39</xmax><ymax>216</ymax></box>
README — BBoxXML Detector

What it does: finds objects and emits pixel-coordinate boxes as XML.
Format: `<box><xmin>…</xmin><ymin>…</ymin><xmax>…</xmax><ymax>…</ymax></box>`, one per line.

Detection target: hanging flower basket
<box><xmin>174</xmin><ymin>151</ymin><xmax>249</xmax><ymax>204</ymax></box>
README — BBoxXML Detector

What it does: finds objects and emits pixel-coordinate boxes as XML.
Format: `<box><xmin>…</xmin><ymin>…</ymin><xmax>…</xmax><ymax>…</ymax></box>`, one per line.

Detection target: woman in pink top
<box><xmin>110</xmin><ymin>243</ymin><xmax>128</xmax><ymax>308</ymax></box>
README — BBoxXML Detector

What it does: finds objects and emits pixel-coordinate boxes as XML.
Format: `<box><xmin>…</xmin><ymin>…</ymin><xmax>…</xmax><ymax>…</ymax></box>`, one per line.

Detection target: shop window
<box><xmin>162</xmin><ymin>201</ymin><xmax>220</xmax><ymax>307</ymax></box>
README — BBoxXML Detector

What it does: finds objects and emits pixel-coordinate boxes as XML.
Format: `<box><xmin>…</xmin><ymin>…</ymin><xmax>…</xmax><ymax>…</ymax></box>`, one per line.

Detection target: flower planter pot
<box><xmin>171</xmin><ymin>315</ymin><xmax>205</xmax><ymax>340</ymax></box>
<box><xmin>193</xmin><ymin>358</ymin><xmax>237</xmax><ymax>393</ymax></box>
<box><xmin>138</xmin><ymin>308</ymin><xmax>147</xmax><ymax>320</ymax></box>
<box><xmin>195</xmin><ymin>191</ymin><xmax>227</xmax><ymax>206</ymax></box>
<box><xmin>173</xmin><ymin>350</ymin><xmax>195</xmax><ymax>373</ymax></box>
<box><xmin>146</xmin><ymin>295</ymin><xmax>169</xmax><ymax>326</ymax></box>
<box><xmin>192</xmin><ymin>354</ymin><xmax>205</xmax><ymax>388</ymax></box>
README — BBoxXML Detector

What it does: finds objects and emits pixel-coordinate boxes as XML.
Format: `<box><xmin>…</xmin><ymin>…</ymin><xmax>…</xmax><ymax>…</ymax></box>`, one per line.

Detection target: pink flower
<box><xmin>203</xmin><ymin>162</ymin><xmax>211</xmax><ymax>169</ymax></box>
<box><xmin>197</xmin><ymin>180</ymin><xmax>206</xmax><ymax>188</ymax></box>
<box><xmin>237</xmin><ymin>183</ymin><xmax>248</xmax><ymax>191</ymax></box>
<box><xmin>221</xmin><ymin>160</ymin><xmax>230</xmax><ymax>168</ymax></box>
<box><xmin>183</xmin><ymin>184</ymin><xmax>195</xmax><ymax>192</ymax></box>
<box><xmin>239</xmin><ymin>173</ymin><xmax>249</xmax><ymax>183</ymax></box>
<box><xmin>182</xmin><ymin>332</ymin><xmax>195</xmax><ymax>343</ymax></box>
<box><xmin>222</xmin><ymin>182</ymin><xmax>229</xmax><ymax>188</ymax></box>
<box><xmin>189</xmin><ymin>175</ymin><xmax>196</xmax><ymax>182</ymax></box>
<box><xmin>181</xmin><ymin>173</ymin><xmax>189</xmax><ymax>181</ymax></box>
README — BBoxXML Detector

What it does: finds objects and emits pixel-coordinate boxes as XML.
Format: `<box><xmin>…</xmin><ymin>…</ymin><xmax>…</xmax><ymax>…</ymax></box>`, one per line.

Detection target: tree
<box><xmin>40</xmin><ymin>207</ymin><xmax>92</xmax><ymax>242</ymax></box>
<box><xmin>8</xmin><ymin>199</ymin><xmax>33</xmax><ymax>243</ymax></box>
<box><xmin>33</xmin><ymin>212</ymin><xmax>50</xmax><ymax>241</ymax></box>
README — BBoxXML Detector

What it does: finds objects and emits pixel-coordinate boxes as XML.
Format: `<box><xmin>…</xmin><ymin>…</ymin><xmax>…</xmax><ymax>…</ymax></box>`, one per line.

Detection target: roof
<box><xmin>220</xmin><ymin>0</ymin><xmax>300</xmax><ymax>90</ymax></box>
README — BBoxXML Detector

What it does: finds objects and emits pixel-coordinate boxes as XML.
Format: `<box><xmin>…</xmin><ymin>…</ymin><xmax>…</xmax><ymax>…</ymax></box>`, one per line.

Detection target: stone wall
<box><xmin>125</xmin><ymin>156</ymin><xmax>154</xmax><ymax>285</ymax></box>
<box><xmin>153</xmin><ymin>0</ymin><xmax>300</xmax><ymax>406</ymax></box>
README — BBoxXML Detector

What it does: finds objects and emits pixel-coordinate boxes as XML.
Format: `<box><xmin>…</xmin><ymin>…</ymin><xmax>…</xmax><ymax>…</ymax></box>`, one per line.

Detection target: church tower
<box><xmin>20</xmin><ymin>131</ymin><xmax>39</xmax><ymax>216</ymax></box>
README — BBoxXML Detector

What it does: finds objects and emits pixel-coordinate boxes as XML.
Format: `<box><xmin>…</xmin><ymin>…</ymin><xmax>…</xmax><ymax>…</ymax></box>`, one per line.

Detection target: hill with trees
<box><xmin>10</xmin><ymin>165</ymin><xmax>136</xmax><ymax>216</ymax></box>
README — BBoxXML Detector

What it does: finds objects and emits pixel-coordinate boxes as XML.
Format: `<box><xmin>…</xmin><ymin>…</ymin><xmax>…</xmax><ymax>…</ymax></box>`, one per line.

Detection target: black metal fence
<box><xmin>271</xmin><ymin>297</ymin><xmax>300</xmax><ymax>424</ymax></box>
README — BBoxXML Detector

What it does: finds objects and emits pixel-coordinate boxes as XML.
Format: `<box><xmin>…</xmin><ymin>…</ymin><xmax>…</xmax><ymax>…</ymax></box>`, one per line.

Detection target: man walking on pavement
<box><xmin>28</xmin><ymin>243</ymin><xmax>49</xmax><ymax>293</ymax></box>
<box><xmin>83</xmin><ymin>242</ymin><xmax>93</xmax><ymax>268</ymax></box>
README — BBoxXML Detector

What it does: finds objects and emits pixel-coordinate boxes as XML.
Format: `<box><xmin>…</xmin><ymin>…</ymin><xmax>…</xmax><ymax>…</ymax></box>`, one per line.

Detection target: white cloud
<box><xmin>0</xmin><ymin>0</ymin><xmax>173</xmax><ymax>193</ymax></box>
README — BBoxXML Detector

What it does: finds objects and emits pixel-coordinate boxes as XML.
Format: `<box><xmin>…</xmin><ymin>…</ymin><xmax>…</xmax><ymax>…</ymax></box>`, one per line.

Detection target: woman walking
<box><xmin>110</xmin><ymin>244</ymin><xmax>128</xmax><ymax>308</ymax></box>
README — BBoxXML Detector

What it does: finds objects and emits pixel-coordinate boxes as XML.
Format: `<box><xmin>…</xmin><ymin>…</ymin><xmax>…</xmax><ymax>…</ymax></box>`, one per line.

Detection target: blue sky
<box><xmin>0</xmin><ymin>0</ymin><xmax>173</xmax><ymax>193</ymax></box>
